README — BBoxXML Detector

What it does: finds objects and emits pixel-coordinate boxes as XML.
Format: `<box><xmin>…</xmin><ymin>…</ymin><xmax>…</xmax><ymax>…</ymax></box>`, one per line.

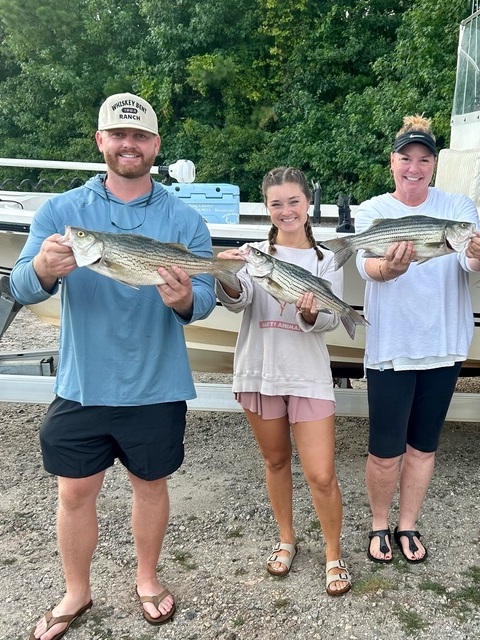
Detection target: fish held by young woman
<box><xmin>59</xmin><ymin>226</ymin><xmax>245</xmax><ymax>289</ymax></box>
<box><xmin>240</xmin><ymin>245</ymin><xmax>367</xmax><ymax>340</ymax></box>
<box><xmin>319</xmin><ymin>215</ymin><xmax>476</xmax><ymax>270</ymax></box>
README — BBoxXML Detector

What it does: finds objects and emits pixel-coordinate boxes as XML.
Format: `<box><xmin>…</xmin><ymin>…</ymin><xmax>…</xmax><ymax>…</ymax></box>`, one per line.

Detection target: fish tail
<box><xmin>340</xmin><ymin>307</ymin><xmax>368</xmax><ymax>340</ymax></box>
<box><xmin>320</xmin><ymin>238</ymin><xmax>354</xmax><ymax>270</ymax></box>
<box><xmin>216</xmin><ymin>271</ymin><xmax>241</xmax><ymax>291</ymax></box>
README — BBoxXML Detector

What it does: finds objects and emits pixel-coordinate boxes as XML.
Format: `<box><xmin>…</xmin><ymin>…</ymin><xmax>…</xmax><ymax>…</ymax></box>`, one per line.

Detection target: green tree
<box><xmin>0</xmin><ymin>0</ymin><xmax>473</xmax><ymax>202</ymax></box>
<box><xmin>325</xmin><ymin>0</ymin><xmax>471</xmax><ymax>202</ymax></box>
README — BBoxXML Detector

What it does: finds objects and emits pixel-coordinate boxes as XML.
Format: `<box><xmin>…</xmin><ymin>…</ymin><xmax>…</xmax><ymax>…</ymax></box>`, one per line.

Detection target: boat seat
<box><xmin>434</xmin><ymin>148</ymin><xmax>480</xmax><ymax>206</ymax></box>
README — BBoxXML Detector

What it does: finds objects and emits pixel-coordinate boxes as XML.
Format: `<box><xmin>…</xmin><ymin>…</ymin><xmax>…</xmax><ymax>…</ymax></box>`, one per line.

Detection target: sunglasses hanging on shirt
<box><xmin>102</xmin><ymin>176</ymin><xmax>154</xmax><ymax>231</ymax></box>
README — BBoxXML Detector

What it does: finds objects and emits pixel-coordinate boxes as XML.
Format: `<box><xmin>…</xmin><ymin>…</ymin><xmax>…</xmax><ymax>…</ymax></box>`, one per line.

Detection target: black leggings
<box><xmin>366</xmin><ymin>363</ymin><xmax>462</xmax><ymax>458</ymax></box>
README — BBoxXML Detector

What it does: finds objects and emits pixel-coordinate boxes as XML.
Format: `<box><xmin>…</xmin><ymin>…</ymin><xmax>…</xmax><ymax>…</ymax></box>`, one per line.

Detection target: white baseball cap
<box><xmin>98</xmin><ymin>92</ymin><xmax>158</xmax><ymax>135</ymax></box>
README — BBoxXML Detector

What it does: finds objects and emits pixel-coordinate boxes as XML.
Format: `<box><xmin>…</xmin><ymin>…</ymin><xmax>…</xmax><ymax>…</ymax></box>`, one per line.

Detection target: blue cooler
<box><xmin>164</xmin><ymin>183</ymin><xmax>240</xmax><ymax>224</ymax></box>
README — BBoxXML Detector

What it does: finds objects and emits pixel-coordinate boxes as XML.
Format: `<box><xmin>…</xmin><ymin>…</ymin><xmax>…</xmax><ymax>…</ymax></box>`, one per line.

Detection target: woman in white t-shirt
<box><xmin>356</xmin><ymin>114</ymin><xmax>480</xmax><ymax>565</ymax></box>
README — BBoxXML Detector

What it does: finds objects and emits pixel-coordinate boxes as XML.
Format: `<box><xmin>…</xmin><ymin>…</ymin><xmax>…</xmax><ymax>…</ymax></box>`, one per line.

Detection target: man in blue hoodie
<box><xmin>11</xmin><ymin>93</ymin><xmax>217</xmax><ymax>639</ymax></box>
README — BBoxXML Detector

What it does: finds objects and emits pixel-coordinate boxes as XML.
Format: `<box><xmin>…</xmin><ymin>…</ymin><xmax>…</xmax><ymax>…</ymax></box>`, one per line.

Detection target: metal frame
<box><xmin>1</xmin><ymin>374</ymin><xmax>479</xmax><ymax>422</ymax></box>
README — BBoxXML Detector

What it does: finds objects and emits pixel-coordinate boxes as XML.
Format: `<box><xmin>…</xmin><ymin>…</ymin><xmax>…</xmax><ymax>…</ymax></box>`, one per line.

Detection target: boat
<box><xmin>2</xmin><ymin>4</ymin><xmax>480</xmax><ymax>379</ymax></box>
<box><xmin>0</xmin><ymin>181</ymin><xmax>365</xmax><ymax>375</ymax></box>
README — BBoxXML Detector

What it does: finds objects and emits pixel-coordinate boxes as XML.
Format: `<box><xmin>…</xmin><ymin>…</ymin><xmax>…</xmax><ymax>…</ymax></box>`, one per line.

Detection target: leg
<box><xmin>395</xmin><ymin>445</ymin><xmax>435</xmax><ymax>560</ymax></box>
<box><xmin>129</xmin><ymin>472</ymin><xmax>174</xmax><ymax>620</ymax></box>
<box><xmin>365</xmin><ymin>367</ymin><xmax>416</xmax><ymax>561</ymax></box>
<box><xmin>293</xmin><ymin>415</ymin><xmax>349</xmax><ymax>593</ymax></box>
<box><xmin>245</xmin><ymin>408</ymin><xmax>296</xmax><ymax>572</ymax></box>
<box><xmin>31</xmin><ymin>472</ymin><xmax>105</xmax><ymax>640</ymax></box>
<box><xmin>366</xmin><ymin>453</ymin><xmax>401</xmax><ymax>560</ymax></box>
<box><xmin>394</xmin><ymin>364</ymin><xmax>461</xmax><ymax>561</ymax></box>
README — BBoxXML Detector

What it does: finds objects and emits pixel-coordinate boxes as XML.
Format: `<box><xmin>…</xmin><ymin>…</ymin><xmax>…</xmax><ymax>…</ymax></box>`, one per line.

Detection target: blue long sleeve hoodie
<box><xmin>10</xmin><ymin>175</ymin><xmax>216</xmax><ymax>405</ymax></box>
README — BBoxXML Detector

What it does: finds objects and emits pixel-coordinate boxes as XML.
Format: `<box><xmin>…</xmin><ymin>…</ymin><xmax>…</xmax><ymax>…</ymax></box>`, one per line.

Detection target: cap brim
<box><xmin>99</xmin><ymin>123</ymin><xmax>158</xmax><ymax>135</ymax></box>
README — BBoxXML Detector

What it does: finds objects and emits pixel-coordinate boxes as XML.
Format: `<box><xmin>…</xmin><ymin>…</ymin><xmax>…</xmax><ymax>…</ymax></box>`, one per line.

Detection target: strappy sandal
<box><xmin>367</xmin><ymin>528</ymin><xmax>393</xmax><ymax>563</ymax></box>
<box><xmin>136</xmin><ymin>587</ymin><xmax>176</xmax><ymax>625</ymax></box>
<box><xmin>326</xmin><ymin>559</ymin><xmax>352</xmax><ymax>596</ymax></box>
<box><xmin>266</xmin><ymin>542</ymin><xmax>298</xmax><ymax>576</ymax></box>
<box><xmin>394</xmin><ymin>526</ymin><xmax>428</xmax><ymax>563</ymax></box>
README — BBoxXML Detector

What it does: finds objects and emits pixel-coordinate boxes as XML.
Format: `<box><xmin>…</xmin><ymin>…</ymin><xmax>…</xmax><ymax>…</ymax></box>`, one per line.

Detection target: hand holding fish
<box><xmin>33</xmin><ymin>233</ymin><xmax>78</xmax><ymax>292</ymax></box>
<box><xmin>465</xmin><ymin>232</ymin><xmax>480</xmax><ymax>263</ymax></box>
<box><xmin>216</xmin><ymin>248</ymin><xmax>245</xmax><ymax>261</ymax></box>
<box><xmin>156</xmin><ymin>265</ymin><xmax>193</xmax><ymax>319</ymax></box>
<box><xmin>296</xmin><ymin>291</ymin><xmax>318</xmax><ymax>323</ymax></box>
<box><xmin>374</xmin><ymin>240</ymin><xmax>417</xmax><ymax>281</ymax></box>
<box><xmin>215</xmin><ymin>248</ymin><xmax>245</xmax><ymax>298</ymax></box>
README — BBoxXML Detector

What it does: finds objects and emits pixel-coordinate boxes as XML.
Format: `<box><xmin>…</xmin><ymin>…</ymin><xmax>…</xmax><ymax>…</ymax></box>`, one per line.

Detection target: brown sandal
<box><xmin>29</xmin><ymin>600</ymin><xmax>92</xmax><ymax>640</ymax></box>
<box><xmin>136</xmin><ymin>587</ymin><xmax>176</xmax><ymax>625</ymax></box>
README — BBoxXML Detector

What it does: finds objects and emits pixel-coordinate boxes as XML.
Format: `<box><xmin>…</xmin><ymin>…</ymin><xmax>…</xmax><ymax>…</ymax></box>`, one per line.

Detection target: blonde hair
<box><xmin>396</xmin><ymin>114</ymin><xmax>436</xmax><ymax>141</ymax></box>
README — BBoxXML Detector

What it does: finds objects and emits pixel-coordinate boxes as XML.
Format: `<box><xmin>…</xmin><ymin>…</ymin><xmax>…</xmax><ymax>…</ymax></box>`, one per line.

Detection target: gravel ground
<box><xmin>0</xmin><ymin>308</ymin><xmax>479</xmax><ymax>640</ymax></box>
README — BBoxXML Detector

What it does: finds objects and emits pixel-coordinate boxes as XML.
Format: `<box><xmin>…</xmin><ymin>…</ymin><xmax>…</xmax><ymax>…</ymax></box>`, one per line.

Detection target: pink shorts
<box><xmin>235</xmin><ymin>392</ymin><xmax>335</xmax><ymax>423</ymax></box>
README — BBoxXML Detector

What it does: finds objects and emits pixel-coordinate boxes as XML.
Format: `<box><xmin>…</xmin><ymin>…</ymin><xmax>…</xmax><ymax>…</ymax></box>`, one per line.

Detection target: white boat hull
<box><xmin>1</xmin><ymin>192</ymin><xmax>480</xmax><ymax>374</ymax></box>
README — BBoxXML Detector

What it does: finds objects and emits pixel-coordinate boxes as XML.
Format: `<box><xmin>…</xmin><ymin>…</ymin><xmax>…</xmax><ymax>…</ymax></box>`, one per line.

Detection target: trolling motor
<box><xmin>336</xmin><ymin>192</ymin><xmax>355</xmax><ymax>233</ymax></box>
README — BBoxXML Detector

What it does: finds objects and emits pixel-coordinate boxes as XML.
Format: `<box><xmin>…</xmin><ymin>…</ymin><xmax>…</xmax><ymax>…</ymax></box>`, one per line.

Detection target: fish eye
<box><xmin>78</xmin><ymin>231</ymin><xmax>85</xmax><ymax>237</ymax></box>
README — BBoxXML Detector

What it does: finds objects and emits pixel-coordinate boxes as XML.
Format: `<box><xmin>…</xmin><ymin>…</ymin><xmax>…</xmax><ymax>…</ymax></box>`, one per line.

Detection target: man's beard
<box><xmin>103</xmin><ymin>149</ymin><xmax>156</xmax><ymax>179</ymax></box>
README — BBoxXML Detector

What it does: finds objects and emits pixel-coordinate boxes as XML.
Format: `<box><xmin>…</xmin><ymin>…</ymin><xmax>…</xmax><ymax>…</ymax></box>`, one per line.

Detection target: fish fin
<box><xmin>72</xmin><ymin>251</ymin><xmax>99</xmax><ymax>267</ymax></box>
<box><xmin>167</xmin><ymin>242</ymin><xmax>191</xmax><ymax>252</ymax></box>
<box><xmin>361</xmin><ymin>250</ymin><xmax>384</xmax><ymax>259</ymax></box>
<box><xmin>340</xmin><ymin>307</ymin><xmax>369</xmax><ymax>340</ymax></box>
<box><xmin>265</xmin><ymin>278</ymin><xmax>286</xmax><ymax>300</ymax></box>
<box><xmin>216</xmin><ymin>272</ymin><xmax>241</xmax><ymax>290</ymax></box>
<box><xmin>415</xmin><ymin>256</ymin><xmax>433</xmax><ymax>264</ymax></box>
<box><xmin>318</xmin><ymin>238</ymin><xmax>345</xmax><ymax>251</ymax></box>
<box><xmin>319</xmin><ymin>239</ymin><xmax>354</xmax><ymax>270</ymax></box>
<box><xmin>213</xmin><ymin>258</ymin><xmax>245</xmax><ymax>290</ymax></box>
<box><xmin>317</xmin><ymin>277</ymin><xmax>334</xmax><ymax>290</ymax></box>
<box><xmin>116</xmin><ymin>281</ymin><xmax>140</xmax><ymax>289</ymax></box>
<box><xmin>250</xmin><ymin>275</ymin><xmax>285</xmax><ymax>304</ymax></box>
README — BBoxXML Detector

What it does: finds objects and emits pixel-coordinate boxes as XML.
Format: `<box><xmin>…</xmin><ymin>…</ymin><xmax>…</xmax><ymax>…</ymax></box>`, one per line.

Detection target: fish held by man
<box><xmin>319</xmin><ymin>215</ymin><xmax>476</xmax><ymax>270</ymax></box>
<box><xmin>240</xmin><ymin>245</ymin><xmax>368</xmax><ymax>340</ymax></box>
<box><xmin>59</xmin><ymin>226</ymin><xmax>245</xmax><ymax>290</ymax></box>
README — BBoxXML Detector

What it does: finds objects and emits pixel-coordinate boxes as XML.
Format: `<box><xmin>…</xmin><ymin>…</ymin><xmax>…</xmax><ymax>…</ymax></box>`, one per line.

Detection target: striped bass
<box><xmin>240</xmin><ymin>245</ymin><xmax>367</xmax><ymax>340</ymax></box>
<box><xmin>319</xmin><ymin>215</ymin><xmax>476</xmax><ymax>270</ymax></box>
<box><xmin>60</xmin><ymin>226</ymin><xmax>245</xmax><ymax>289</ymax></box>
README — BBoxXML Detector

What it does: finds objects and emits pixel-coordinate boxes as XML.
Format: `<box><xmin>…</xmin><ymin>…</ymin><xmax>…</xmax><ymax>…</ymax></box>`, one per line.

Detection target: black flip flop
<box><xmin>367</xmin><ymin>528</ymin><xmax>393</xmax><ymax>564</ymax></box>
<box><xmin>394</xmin><ymin>526</ymin><xmax>428</xmax><ymax>563</ymax></box>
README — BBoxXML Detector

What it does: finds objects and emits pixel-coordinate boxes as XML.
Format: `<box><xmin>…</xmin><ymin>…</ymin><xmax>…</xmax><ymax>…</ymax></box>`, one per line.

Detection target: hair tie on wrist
<box><xmin>379</xmin><ymin>259</ymin><xmax>387</xmax><ymax>282</ymax></box>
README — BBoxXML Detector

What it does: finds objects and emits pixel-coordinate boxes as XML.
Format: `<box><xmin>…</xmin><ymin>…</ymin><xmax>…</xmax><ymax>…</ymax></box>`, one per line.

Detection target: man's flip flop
<box><xmin>136</xmin><ymin>587</ymin><xmax>176</xmax><ymax>625</ymax></box>
<box><xmin>266</xmin><ymin>542</ymin><xmax>298</xmax><ymax>576</ymax></box>
<box><xmin>394</xmin><ymin>526</ymin><xmax>428</xmax><ymax>563</ymax></box>
<box><xmin>29</xmin><ymin>600</ymin><xmax>93</xmax><ymax>640</ymax></box>
<box><xmin>367</xmin><ymin>528</ymin><xmax>393</xmax><ymax>563</ymax></box>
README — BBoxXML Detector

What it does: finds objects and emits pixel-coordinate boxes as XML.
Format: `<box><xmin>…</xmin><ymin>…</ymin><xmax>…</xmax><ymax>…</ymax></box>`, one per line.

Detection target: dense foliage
<box><xmin>0</xmin><ymin>0</ymin><xmax>471</xmax><ymax>201</ymax></box>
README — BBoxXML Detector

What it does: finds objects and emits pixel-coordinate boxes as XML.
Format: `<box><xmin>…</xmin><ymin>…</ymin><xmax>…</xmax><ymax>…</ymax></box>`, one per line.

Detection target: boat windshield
<box><xmin>453</xmin><ymin>9</ymin><xmax>480</xmax><ymax>116</ymax></box>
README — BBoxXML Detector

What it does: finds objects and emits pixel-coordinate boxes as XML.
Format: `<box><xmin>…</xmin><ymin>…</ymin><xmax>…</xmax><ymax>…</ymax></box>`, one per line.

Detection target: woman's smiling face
<box><xmin>265</xmin><ymin>182</ymin><xmax>310</xmax><ymax>233</ymax></box>
<box><xmin>391</xmin><ymin>143</ymin><xmax>436</xmax><ymax>204</ymax></box>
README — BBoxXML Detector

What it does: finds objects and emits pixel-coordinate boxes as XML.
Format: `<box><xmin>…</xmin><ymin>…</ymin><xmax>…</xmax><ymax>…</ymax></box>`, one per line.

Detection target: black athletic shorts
<box><xmin>40</xmin><ymin>396</ymin><xmax>187</xmax><ymax>480</ymax></box>
<box><xmin>366</xmin><ymin>363</ymin><xmax>462</xmax><ymax>458</ymax></box>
